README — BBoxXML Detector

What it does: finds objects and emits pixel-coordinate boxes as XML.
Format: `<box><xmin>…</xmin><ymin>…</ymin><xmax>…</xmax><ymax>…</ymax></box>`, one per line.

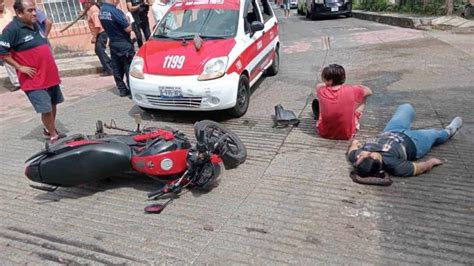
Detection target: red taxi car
<box><xmin>129</xmin><ymin>0</ymin><xmax>280</xmax><ymax>117</ymax></box>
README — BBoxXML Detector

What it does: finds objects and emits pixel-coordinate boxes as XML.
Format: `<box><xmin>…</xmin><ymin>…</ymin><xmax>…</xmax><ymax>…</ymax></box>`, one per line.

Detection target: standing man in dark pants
<box><xmin>126</xmin><ymin>0</ymin><xmax>150</xmax><ymax>47</ymax></box>
<box><xmin>81</xmin><ymin>0</ymin><xmax>113</xmax><ymax>76</ymax></box>
<box><xmin>99</xmin><ymin>0</ymin><xmax>134</xmax><ymax>97</ymax></box>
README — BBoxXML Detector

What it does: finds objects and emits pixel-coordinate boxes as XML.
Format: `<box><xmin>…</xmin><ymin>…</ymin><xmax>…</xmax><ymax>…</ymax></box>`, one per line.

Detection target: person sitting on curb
<box><xmin>347</xmin><ymin>103</ymin><xmax>463</xmax><ymax>177</ymax></box>
<box><xmin>315</xmin><ymin>64</ymin><xmax>372</xmax><ymax>140</ymax></box>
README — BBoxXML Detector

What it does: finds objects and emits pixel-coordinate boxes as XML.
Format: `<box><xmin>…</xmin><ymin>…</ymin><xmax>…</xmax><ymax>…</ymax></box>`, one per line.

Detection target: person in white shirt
<box><xmin>151</xmin><ymin>0</ymin><xmax>171</xmax><ymax>26</ymax></box>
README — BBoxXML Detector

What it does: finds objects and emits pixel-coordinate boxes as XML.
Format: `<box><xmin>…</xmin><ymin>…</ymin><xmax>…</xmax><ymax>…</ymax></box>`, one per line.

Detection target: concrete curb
<box><xmin>353</xmin><ymin>10</ymin><xmax>474</xmax><ymax>34</ymax></box>
<box><xmin>352</xmin><ymin>10</ymin><xmax>424</xmax><ymax>29</ymax></box>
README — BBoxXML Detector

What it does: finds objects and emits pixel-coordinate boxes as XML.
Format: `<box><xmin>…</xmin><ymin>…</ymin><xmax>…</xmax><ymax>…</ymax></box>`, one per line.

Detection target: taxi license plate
<box><xmin>159</xmin><ymin>86</ymin><xmax>182</xmax><ymax>98</ymax></box>
<box><xmin>331</xmin><ymin>6</ymin><xmax>339</xmax><ymax>12</ymax></box>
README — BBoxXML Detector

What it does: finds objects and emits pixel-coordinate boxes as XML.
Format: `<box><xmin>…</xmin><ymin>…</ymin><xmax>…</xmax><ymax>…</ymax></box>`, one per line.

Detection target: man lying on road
<box><xmin>347</xmin><ymin>103</ymin><xmax>462</xmax><ymax>177</ymax></box>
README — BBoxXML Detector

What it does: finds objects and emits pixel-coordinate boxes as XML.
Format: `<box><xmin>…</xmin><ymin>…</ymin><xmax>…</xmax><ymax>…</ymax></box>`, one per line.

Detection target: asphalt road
<box><xmin>1</xmin><ymin>11</ymin><xmax>473</xmax><ymax>264</ymax></box>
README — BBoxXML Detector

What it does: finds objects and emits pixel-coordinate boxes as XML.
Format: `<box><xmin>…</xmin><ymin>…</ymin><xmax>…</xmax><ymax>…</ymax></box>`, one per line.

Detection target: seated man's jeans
<box><xmin>383</xmin><ymin>103</ymin><xmax>449</xmax><ymax>159</ymax></box>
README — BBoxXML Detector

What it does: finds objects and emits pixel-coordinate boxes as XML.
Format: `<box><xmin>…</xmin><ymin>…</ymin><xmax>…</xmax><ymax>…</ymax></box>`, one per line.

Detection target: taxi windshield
<box><xmin>153</xmin><ymin>8</ymin><xmax>238</xmax><ymax>39</ymax></box>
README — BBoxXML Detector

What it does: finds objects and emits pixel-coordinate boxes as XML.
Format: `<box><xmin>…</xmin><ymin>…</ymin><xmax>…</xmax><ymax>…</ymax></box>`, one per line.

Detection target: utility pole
<box><xmin>446</xmin><ymin>0</ymin><xmax>453</xmax><ymax>15</ymax></box>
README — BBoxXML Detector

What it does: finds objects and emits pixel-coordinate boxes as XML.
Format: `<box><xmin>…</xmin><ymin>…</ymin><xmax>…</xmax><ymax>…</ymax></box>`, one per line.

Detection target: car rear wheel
<box><xmin>228</xmin><ymin>75</ymin><xmax>250</xmax><ymax>118</ymax></box>
<box><xmin>310</xmin><ymin>4</ymin><xmax>318</xmax><ymax>20</ymax></box>
<box><xmin>266</xmin><ymin>48</ymin><xmax>279</xmax><ymax>76</ymax></box>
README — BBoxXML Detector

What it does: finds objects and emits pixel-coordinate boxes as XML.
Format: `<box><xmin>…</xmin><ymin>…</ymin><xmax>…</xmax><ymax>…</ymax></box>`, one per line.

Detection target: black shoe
<box><xmin>119</xmin><ymin>90</ymin><xmax>130</xmax><ymax>97</ymax></box>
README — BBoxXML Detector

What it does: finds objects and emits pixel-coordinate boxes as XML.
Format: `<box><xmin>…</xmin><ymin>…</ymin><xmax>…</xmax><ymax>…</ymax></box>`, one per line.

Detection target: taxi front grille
<box><xmin>145</xmin><ymin>95</ymin><xmax>202</xmax><ymax>108</ymax></box>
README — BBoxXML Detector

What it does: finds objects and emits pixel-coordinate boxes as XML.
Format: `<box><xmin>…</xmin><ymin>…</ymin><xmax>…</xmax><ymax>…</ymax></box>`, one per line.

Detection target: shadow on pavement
<box><xmin>20</xmin><ymin>121</ymin><xmax>71</xmax><ymax>143</ymax></box>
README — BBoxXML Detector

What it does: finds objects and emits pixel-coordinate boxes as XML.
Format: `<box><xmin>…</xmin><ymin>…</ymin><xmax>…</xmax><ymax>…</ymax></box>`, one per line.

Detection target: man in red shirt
<box><xmin>0</xmin><ymin>0</ymin><xmax>64</xmax><ymax>143</ymax></box>
<box><xmin>316</xmin><ymin>64</ymin><xmax>372</xmax><ymax>140</ymax></box>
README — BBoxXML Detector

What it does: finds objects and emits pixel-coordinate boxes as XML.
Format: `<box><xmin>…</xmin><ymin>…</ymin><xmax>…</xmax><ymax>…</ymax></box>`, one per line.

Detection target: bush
<box><xmin>355</xmin><ymin>0</ymin><xmax>465</xmax><ymax>15</ymax></box>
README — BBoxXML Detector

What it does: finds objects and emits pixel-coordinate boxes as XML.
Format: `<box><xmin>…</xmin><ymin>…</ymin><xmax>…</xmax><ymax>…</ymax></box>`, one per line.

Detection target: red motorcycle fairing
<box><xmin>133</xmin><ymin>129</ymin><xmax>174</xmax><ymax>142</ymax></box>
<box><xmin>66</xmin><ymin>140</ymin><xmax>102</xmax><ymax>147</ymax></box>
<box><xmin>131</xmin><ymin>149</ymin><xmax>188</xmax><ymax>176</ymax></box>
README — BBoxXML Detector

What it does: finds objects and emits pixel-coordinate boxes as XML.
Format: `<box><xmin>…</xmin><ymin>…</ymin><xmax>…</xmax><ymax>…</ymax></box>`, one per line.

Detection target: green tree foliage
<box><xmin>353</xmin><ymin>0</ymin><xmax>466</xmax><ymax>15</ymax></box>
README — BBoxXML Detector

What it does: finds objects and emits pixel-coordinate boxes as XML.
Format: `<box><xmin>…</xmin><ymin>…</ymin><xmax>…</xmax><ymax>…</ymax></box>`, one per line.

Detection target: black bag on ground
<box><xmin>273</xmin><ymin>104</ymin><xmax>300</xmax><ymax>128</ymax></box>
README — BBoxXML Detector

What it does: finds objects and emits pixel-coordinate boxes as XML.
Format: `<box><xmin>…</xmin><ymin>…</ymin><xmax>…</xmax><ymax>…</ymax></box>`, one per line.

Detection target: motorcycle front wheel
<box><xmin>194</xmin><ymin>120</ymin><xmax>247</xmax><ymax>169</ymax></box>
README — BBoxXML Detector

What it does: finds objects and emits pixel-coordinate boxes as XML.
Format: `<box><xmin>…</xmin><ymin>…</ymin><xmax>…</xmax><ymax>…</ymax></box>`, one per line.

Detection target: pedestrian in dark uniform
<box><xmin>126</xmin><ymin>0</ymin><xmax>150</xmax><ymax>47</ymax></box>
<box><xmin>0</xmin><ymin>0</ymin><xmax>65</xmax><ymax>143</ymax></box>
<box><xmin>99</xmin><ymin>0</ymin><xmax>134</xmax><ymax>97</ymax></box>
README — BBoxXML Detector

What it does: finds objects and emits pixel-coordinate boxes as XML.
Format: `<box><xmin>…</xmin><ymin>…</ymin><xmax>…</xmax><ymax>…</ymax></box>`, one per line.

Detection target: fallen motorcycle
<box><xmin>25</xmin><ymin>119</ymin><xmax>247</xmax><ymax>213</ymax></box>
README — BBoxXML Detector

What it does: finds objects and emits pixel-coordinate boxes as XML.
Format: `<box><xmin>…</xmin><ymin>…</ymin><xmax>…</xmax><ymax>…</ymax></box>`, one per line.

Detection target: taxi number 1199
<box><xmin>163</xmin><ymin>55</ymin><xmax>185</xmax><ymax>69</ymax></box>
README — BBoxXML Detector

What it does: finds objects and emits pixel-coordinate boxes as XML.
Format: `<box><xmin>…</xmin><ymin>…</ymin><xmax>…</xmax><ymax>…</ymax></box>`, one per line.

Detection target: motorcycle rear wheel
<box><xmin>194</xmin><ymin>120</ymin><xmax>247</xmax><ymax>169</ymax></box>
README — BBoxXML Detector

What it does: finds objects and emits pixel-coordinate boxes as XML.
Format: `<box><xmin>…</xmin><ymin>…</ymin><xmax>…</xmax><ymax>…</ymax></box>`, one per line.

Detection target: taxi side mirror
<box><xmin>250</xmin><ymin>21</ymin><xmax>264</xmax><ymax>37</ymax></box>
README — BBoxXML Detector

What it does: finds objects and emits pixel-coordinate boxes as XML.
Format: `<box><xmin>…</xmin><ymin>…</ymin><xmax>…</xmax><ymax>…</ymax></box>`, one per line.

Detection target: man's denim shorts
<box><xmin>25</xmin><ymin>85</ymin><xmax>64</xmax><ymax>113</ymax></box>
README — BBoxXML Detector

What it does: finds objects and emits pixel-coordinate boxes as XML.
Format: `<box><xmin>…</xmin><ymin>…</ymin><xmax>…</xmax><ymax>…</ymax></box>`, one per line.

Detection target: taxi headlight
<box><xmin>198</xmin><ymin>56</ymin><xmax>228</xmax><ymax>81</ymax></box>
<box><xmin>130</xmin><ymin>56</ymin><xmax>145</xmax><ymax>79</ymax></box>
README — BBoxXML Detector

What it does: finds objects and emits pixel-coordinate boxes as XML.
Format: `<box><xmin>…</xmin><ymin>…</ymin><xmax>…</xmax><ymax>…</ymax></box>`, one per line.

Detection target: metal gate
<box><xmin>36</xmin><ymin>0</ymin><xmax>89</xmax><ymax>37</ymax></box>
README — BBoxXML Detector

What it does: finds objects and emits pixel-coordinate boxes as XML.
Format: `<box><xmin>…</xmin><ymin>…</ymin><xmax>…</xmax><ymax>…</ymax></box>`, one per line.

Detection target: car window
<box><xmin>154</xmin><ymin>8</ymin><xmax>239</xmax><ymax>39</ymax></box>
<box><xmin>244</xmin><ymin>0</ymin><xmax>262</xmax><ymax>33</ymax></box>
<box><xmin>257</xmin><ymin>0</ymin><xmax>273</xmax><ymax>22</ymax></box>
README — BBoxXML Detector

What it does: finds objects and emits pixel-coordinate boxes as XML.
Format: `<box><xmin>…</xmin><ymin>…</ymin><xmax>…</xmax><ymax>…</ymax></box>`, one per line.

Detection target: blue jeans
<box><xmin>383</xmin><ymin>104</ymin><xmax>449</xmax><ymax>159</ymax></box>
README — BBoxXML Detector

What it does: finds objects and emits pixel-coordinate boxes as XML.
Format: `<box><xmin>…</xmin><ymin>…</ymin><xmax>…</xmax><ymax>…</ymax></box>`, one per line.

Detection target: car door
<box><xmin>240</xmin><ymin>0</ymin><xmax>266</xmax><ymax>83</ymax></box>
<box><xmin>256</xmin><ymin>0</ymin><xmax>278</xmax><ymax>75</ymax></box>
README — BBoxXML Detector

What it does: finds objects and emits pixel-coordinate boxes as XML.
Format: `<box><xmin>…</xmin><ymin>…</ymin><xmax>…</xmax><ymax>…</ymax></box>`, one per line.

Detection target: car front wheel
<box><xmin>228</xmin><ymin>75</ymin><xmax>250</xmax><ymax>118</ymax></box>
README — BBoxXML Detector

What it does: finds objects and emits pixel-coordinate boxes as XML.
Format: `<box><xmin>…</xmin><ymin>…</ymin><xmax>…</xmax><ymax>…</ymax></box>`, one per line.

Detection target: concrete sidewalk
<box><xmin>353</xmin><ymin>10</ymin><xmax>474</xmax><ymax>33</ymax></box>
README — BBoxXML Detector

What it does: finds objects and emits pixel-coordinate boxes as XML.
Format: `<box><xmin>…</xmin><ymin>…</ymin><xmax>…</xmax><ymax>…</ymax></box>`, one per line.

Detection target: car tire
<box><xmin>345</xmin><ymin>12</ymin><xmax>352</xmax><ymax>17</ymax></box>
<box><xmin>228</xmin><ymin>75</ymin><xmax>250</xmax><ymax>118</ymax></box>
<box><xmin>310</xmin><ymin>4</ymin><xmax>318</xmax><ymax>20</ymax></box>
<box><xmin>265</xmin><ymin>48</ymin><xmax>279</xmax><ymax>76</ymax></box>
<box><xmin>194</xmin><ymin>120</ymin><xmax>247</xmax><ymax>169</ymax></box>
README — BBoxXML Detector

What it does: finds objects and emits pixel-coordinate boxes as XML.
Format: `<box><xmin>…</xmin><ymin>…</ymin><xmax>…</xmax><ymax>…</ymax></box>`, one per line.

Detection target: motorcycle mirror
<box><xmin>144</xmin><ymin>199</ymin><xmax>173</xmax><ymax>214</ymax></box>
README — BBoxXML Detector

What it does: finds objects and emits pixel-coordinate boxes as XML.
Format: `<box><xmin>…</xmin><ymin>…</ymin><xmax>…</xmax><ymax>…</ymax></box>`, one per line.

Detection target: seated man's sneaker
<box><xmin>446</xmin><ymin>117</ymin><xmax>463</xmax><ymax>138</ymax></box>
